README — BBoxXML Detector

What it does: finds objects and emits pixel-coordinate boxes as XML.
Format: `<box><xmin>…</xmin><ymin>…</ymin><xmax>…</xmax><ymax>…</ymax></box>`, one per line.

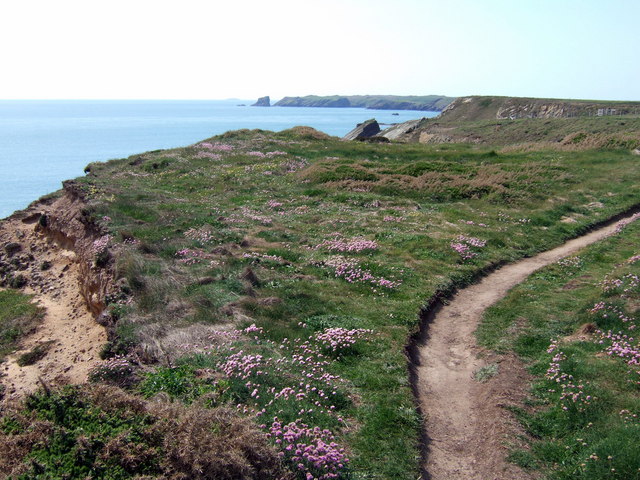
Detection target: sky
<box><xmin>1</xmin><ymin>0</ymin><xmax>638</xmax><ymax>101</ymax></box>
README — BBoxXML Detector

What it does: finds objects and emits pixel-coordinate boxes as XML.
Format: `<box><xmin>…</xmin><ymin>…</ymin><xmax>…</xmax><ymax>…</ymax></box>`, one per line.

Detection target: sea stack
<box><xmin>252</xmin><ymin>96</ymin><xmax>271</xmax><ymax>107</ymax></box>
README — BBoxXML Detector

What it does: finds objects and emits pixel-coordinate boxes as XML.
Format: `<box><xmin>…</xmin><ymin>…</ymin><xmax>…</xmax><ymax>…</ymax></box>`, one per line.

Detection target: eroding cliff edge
<box><xmin>0</xmin><ymin>183</ymin><xmax>114</xmax><ymax>398</ymax></box>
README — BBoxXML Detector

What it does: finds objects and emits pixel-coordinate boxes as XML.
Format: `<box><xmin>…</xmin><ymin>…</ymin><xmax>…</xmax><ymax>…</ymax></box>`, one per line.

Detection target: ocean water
<box><xmin>0</xmin><ymin>100</ymin><xmax>436</xmax><ymax>218</ymax></box>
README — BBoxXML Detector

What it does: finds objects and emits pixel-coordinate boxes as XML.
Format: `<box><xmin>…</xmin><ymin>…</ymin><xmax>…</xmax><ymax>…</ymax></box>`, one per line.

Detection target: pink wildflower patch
<box><xmin>323</xmin><ymin>256</ymin><xmax>402</xmax><ymax>290</ymax></box>
<box><xmin>268</xmin><ymin>418</ymin><xmax>348</xmax><ymax>480</ymax></box>
<box><xmin>267</xmin><ymin>200</ymin><xmax>284</xmax><ymax>209</ymax></box>
<box><xmin>184</xmin><ymin>227</ymin><xmax>215</xmax><ymax>244</ymax></box>
<box><xmin>197</xmin><ymin>142</ymin><xmax>234</xmax><ymax>151</ymax></box>
<box><xmin>316</xmin><ymin>234</ymin><xmax>378</xmax><ymax>253</ymax></box>
<box><xmin>450</xmin><ymin>235</ymin><xmax>486</xmax><ymax>260</ymax></box>
<box><xmin>176</xmin><ymin>248</ymin><xmax>205</xmax><ymax>264</ymax></box>
<box><xmin>195</xmin><ymin>151</ymin><xmax>222</xmax><ymax>160</ymax></box>
<box><xmin>314</xmin><ymin>327</ymin><xmax>372</xmax><ymax>353</ymax></box>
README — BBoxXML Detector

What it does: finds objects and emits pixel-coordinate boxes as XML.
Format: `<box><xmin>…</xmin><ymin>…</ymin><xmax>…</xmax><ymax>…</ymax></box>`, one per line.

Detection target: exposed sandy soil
<box><xmin>0</xmin><ymin>192</ymin><xmax>109</xmax><ymax>399</ymax></box>
<box><xmin>416</xmin><ymin>212</ymin><xmax>640</xmax><ymax>480</ymax></box>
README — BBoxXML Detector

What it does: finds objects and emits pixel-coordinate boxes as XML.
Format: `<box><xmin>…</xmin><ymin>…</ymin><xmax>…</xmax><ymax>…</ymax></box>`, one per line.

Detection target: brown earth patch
<box><xmin>1</xmin><ymin>190</ymin><xmax>112</xmax><ymax>399</ymax></box>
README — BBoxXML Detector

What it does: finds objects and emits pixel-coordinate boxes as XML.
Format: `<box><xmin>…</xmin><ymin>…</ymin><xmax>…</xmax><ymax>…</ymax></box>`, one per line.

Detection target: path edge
<box><xmin>404</xmin><ymin>201</ymin><xmax>640</xmax><ymax>480</ymax></box>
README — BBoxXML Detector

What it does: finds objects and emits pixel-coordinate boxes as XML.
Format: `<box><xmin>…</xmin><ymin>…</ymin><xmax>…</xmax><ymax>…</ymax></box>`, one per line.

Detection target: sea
<box><xmin>0</xmin><ymin>100</ymin><xmax>437</xmax><ymax>218</ymax></box>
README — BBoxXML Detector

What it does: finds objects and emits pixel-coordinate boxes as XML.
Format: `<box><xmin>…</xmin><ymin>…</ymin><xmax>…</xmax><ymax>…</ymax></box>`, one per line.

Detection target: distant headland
<box><xmin>256</xmin><ymin>95</ymin><xmax>456</xmax><ymax>111</ymax></box>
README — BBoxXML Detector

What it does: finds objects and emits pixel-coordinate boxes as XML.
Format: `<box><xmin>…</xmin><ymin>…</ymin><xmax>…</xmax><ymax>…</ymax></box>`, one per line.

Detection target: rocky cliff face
<box><xmin>378</xmin><ymin>118</ymin><xmax>424</xmax><ymax>140</ymax></box>
<box><xmin>439</xmin><ymin>96</ymin><xmax>640</xmax><ymax>121</ymax></box>
<box><xmin>252</xmin><ymin>96</ymin><xmax>271</xmax><ymax>107</ymax></box>
<box><xmin>342</xmin><ymin>119</ymin><xmax>381</xmax><ymax>141</ymax></box>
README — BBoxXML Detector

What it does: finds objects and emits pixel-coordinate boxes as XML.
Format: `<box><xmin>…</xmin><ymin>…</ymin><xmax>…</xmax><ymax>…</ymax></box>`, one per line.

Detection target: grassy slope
<box><xmin>83</xmin><ymin>130</ymin><xmax>640</xmax><ymax>478</ymax></box>
<box><xmin>404</xmin><ymin>115</ymin><xmax>640</xmax><ymax>150</ymax></box>
<box><xmin>477</xmin><ymin>219</ymin><xmax>640</xmax><ymax>479</ymax></box>
<box><xmin>0</xmin><ymin>290</ymin><xmax>43</xmax><ymax>364</ymax></box>
<box><xmin>3</xmin><ymin>127</ymin><xmax>640</xmax><ymax>478</ymax></box>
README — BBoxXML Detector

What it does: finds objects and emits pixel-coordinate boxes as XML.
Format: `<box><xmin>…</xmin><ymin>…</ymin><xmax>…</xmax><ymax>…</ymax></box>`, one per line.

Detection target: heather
<box><xmin>3</xmin><ymin>126</ymin><xmax>640</xmax><ymax>478</ymax></box>
<box><xmin>478</xmin><ymin>218</ymin><xmax>640</xmax><ymax>479</ymax></box>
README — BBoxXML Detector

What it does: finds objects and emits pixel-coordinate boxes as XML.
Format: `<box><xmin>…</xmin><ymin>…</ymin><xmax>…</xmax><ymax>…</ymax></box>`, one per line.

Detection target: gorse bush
<box><xmin>0</xmin><ymin>385</ymin><xmax>285</xmax><ymax>479</ymax></box>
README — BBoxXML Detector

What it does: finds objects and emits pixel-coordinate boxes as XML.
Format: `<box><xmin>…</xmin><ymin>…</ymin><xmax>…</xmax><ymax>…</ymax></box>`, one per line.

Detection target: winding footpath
<box><xmin>416</xmin><ymin>211</ymin><xmax>640</xmax><ymax>480</ymax></box>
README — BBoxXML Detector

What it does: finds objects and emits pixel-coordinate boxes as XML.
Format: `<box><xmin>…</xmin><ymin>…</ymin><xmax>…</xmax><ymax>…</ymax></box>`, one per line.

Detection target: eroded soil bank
<box><xmin>413</xmin><ymin>210</ymin><xmax>640</xmax><ymax>480</ymax></box>
<box><xmin>0</xmin><ymin>186</ymin><xmax>112</xmax><ymax>399</ymax></box>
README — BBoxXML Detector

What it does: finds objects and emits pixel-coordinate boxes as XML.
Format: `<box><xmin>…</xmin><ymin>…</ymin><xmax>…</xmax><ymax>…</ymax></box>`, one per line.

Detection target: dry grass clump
<box><xmin>311</xmin><ymin>159</ymin><xmax>555</xmax><ymax>200</ymax></box>
<box><xmin>499</xmin><ymin>132</ymin><xmax>640</xmax><ymax>153</ymax></box>
<box><xmin>151</xmin><ymin>404</ymin><xmax>287</xmax><ymax>480</ymax></box>
<box><xmin>0</xmin><ymin>384</ymin><xmax>285</xmax><ymax>480</ymax></box>
<box><xmin>135</xmin><ymin>323</ymin><xmax>227</xmax><ymax>363</ymax></box>
<box><xmin>0</xmin><ymin>405</ymin><xmax>54</xmax><ymax>476</ymax></box>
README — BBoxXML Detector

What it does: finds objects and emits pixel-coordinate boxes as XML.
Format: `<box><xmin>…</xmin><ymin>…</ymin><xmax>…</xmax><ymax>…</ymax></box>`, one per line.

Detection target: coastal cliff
<box><xmin>368</xmin><ymin>95</ymin><xmax>640</xmax><ymax>148</ymax></box>
<box><xmin>251</xmin><ymin>96</ymin><xmax>271</xmax><ymax>107</ymax></box>
<box><xmin>274</xmin><ymin>95</ymin><xmax>455</xmax><ymax>111</ymax></box>
<box><xmin>439</xmin><ymin>95</ymin><xmax>640</xmax><ymax>121</ymax></box>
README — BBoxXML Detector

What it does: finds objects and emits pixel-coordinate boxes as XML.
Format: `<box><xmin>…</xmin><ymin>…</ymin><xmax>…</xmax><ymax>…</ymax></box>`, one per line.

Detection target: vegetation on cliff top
<box><xmin>394</xmin><ymin>112</ymin><xmax>640</xmax><ymax>150</ymax></box>
<box><xmin>274</xmin><ymin>95</ymin><xmax>455</xmax><ymax>111</ymax></box>
<box><xmin>1</xmin><ymin>124</ymin><xmax>639</xmax><ymax>478</ymax></box>
<box><xmin>479</xmin><ymin>214</ymin><xmax>640</xmax><ymax>479</ymax></box>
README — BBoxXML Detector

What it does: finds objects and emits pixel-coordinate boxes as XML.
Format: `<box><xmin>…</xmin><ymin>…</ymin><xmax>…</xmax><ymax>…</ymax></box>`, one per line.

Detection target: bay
<box><xmin>0</xmin><ymin>100</ymin><xmax>436</xmax><ymax>218</ymax></box>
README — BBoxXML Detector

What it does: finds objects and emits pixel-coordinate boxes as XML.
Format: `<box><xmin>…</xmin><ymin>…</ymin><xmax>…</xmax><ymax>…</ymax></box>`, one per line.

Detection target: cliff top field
<box><xmin>379</xmin><ymin>96</ymin><xmax>640</xmax><ymax>148</ymax></box>
<box><xmin>1</xmin><ymin>123</ymin><xmax>640</xmax><ymax>479</ymax></box>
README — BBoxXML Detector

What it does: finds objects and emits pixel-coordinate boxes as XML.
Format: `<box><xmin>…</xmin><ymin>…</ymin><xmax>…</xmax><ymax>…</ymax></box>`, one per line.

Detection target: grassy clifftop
<box><xmin>2</xmin><ymin>125</ymin><xmax>640</xmax><ymax>479</ymax></box>
<box><xmin>274</xmin><ymin>95</ymin><xmax>455</xmax><ymax>111</ymax></box>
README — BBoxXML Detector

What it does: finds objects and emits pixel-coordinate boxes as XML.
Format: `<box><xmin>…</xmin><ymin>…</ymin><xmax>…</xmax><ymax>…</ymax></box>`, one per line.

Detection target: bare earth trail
<box><xmin>1</xmin><ymin>194</ymin><xmax>109</xmax><ymax>399</ymax></box>
<box><xmin>416</xmin><ymin>211</ymin><xmax>640</xmax><ymax>480</ymax></box>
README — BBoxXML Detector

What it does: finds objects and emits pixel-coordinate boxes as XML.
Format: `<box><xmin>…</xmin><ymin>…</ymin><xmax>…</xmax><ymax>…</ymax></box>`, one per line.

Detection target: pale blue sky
<box><xmin>1</xmin><ymin>0</ymin><xmax>638</xmax><ymax>100</ymax></box>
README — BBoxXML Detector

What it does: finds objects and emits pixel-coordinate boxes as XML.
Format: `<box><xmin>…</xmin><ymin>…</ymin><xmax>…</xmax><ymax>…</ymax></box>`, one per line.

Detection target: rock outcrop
<box><xmin>342</xmin><ymin>119</ymin><xmax>381</xmax><ymax>141</ymax></box>
<box><xmin>378</xmin><ymin>118</ymin><xmax>425</xmax><ymax>141</ymax></box>
<box><xmin>252</xmin><ymin>96</ymin><xmax>271</xmax><ymax>107</ymax></box>
<box><xmin>439</xmin><ymin>96</ymin><xmax>640</xmax><ymax>121</ymax></box>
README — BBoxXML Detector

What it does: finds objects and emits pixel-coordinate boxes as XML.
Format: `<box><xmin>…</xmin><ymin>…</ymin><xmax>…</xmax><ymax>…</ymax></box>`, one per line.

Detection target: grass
<box><xmin>474</xmin><ymin>363</ymin><xmax>499</xmax><ymax>382</ymax></box>
<box><xmin>478</xmin><ymin>219</ymin><xmax>640</xmax><ymax>479</ymax></box>
<box><xmin>16</xmin><ymin>341</ymin><xmax>55</xmax><ymax>367</ymax></box>
<box><xmin>3</xmin><ymin>125</ymin><xmax>640</xmax><ymax>478</ymax></box>
<box><xmin>0</xmin><ymin>385</ymin><xmax>284</xmax><ymax>479</ymax></box>
<box><xmin>0</xmin><ymin>289</ymin><xmax>43</xmax><ymax>363</ymax></box>
<box><xmin>411</xmin><ymin>114</ymin><xmax>640</xmax><ymax>150</ymax></box>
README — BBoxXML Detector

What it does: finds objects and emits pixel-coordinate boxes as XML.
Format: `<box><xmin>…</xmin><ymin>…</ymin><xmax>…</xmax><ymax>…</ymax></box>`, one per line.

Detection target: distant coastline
<box><xmin>0</xmin><ymin>100</ymin><xmax>432</xmax><ymax>218</ymax></box>
<box><xmin>272</xmin><ymin>95</ymin><xmax>455</xmax><ymax>112</ymax></box>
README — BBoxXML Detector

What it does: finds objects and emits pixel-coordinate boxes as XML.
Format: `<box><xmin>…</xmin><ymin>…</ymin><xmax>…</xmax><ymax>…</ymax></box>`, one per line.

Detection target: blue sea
<box><xmin>0</xmin><ymin>100</ymin><xmax>437</xmax><ymax>218</ymax></box>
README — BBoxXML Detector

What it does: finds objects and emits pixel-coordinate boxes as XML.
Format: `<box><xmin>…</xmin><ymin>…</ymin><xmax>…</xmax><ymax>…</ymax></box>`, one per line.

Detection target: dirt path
<box><xmin>416</xmin><ymin>211</ymin><xmax>640</xmax><ymax>480</ymax></box>
<box><xmin>0</xmin><ymin>196</ymin><xmax>108</xmax><ymax>399</ymax></box>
